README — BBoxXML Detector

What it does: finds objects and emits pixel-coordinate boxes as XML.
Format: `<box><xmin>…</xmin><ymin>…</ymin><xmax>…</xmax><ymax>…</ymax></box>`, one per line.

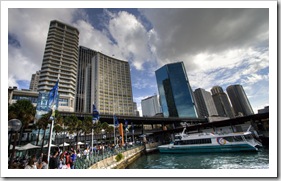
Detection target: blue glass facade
<box><xmin>155</xmin><ymin>62</ymin><xmax>198</xmax><ymax>118</ymax></box>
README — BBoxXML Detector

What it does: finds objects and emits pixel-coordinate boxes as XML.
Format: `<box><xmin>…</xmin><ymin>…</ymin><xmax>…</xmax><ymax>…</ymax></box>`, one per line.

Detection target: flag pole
<box><xmin>113</xmin><ymin>115</ymin><xmax>115</xmax><ymax>146</ymax></box>
<box><xmin>91</xmin><ymin>128</ymin><xmax>93</xmax><ymax>153</ymax></box>
<box><xmin>46</xmin><ymin>78</ymin><xmax>59</xmax><ymax>168</ymax></box>
<box><xmin>47</xmin><ymin>109</ymin><xmax>54</xmax><ymax>168</ymax></box>
<box><xmin>92</xmin><ymin>103</ymin><xmax>99</xmax><ymax>154</ymax></box>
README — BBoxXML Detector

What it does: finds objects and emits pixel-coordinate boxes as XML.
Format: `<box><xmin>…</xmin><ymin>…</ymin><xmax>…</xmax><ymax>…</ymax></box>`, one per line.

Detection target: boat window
<box><xmin>223</xmin><ymin>136</ymin><xmax>234</xmax><ymax>142</ymax></box>
<box><xmin>233</xmin><ymin>136</ymin><xmax>243</xmax><ymax>142</ymax></box>
<box><xmin>178</xmin><ymin>139</ymin><xmax>212</xmax><ymax>145</ymax></box>
<box><xmin>244</xmin><ymin>134</ymin><xmax>254</xmax><ymax>140</ymax></box>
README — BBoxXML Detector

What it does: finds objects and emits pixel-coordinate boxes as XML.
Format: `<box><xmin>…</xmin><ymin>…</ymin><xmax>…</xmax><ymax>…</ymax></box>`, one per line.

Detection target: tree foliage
<box><xmin>8</xmin><ymin>99</ymin><xmax>36</xmax><ymax>145</ymax></box>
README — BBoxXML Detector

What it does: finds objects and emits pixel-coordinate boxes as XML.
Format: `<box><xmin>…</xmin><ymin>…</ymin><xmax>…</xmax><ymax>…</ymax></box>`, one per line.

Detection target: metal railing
<box><xmin>74</xmin><ymin>144</ymin><xmax>142</xmax><ymax>169</ymax></box>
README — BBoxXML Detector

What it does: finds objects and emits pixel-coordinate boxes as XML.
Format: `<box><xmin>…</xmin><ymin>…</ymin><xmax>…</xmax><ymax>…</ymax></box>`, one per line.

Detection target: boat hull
<box><xmin>158</xmin><ymin>144</ymin><xmax>258</xmax><ymax>153</ymax></box>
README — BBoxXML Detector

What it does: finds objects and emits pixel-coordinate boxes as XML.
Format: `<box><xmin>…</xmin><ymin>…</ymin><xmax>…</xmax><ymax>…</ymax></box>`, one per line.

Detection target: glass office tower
<box><xmin>155</xmin><ymin>62</ymin><xmax>197</xmax><ymax>118</ymax></box>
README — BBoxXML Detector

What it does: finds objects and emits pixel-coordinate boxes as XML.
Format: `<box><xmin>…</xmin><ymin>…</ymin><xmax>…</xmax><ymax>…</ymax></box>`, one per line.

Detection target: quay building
<box><xmin>194</xmin><ymin>88</ymin><xmax>218</xmax><ymax>118</ymax></box>
<box><xmin>226</xmin><ymin>84</ymin><xmax>254</xmax><ymax>116</ymax></box>
<box><xmin>211</xmin><ymin>86</ymin><xmax>235</xmax><ymax>118</ymax></box>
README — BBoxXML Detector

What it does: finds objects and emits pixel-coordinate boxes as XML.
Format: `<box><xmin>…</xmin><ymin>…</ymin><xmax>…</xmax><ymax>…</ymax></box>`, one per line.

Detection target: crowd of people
<box><xmin>9</xmin><ymin>142</ymin><xmax>138</xmax><ymax>169</ymax></box>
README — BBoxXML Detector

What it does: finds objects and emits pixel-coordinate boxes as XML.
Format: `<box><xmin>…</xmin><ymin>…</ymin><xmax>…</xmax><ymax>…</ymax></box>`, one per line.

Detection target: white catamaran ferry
<box><xmin>158</xmin><ymin>126</ymin><xmax>263</xmax><ymax>153</ymax></box>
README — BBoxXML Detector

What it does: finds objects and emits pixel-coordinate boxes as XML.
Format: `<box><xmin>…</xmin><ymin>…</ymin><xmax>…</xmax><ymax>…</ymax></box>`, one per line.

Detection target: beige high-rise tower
<box><xmin>91</xmin><ymin>52</ymin><xmax>134</xmax><ymax>116</ymax></box>
<box><xmin>38</xmin><ymin>20</ymin><xmax>79</xmax><ymax>112</ymax></box>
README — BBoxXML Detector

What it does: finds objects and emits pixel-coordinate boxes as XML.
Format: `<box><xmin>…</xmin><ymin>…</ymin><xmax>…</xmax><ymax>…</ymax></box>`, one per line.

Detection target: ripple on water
<box><xmin>126</xmin><ymin>149</ymin><xmax>269</xmax><ymax>169</ymax></box>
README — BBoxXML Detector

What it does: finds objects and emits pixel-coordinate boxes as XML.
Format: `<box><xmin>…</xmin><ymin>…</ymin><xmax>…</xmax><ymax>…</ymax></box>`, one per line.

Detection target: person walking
<box><xmin>25</xmin><ymin>155</ymin><xmax>42</xmax><ymax>169</ymax></box>
<box><xmin>70</xmin><ymin>150</ymin><xmax>77</xmax><ymax>169</ymax></box>
<box><xmin>49</xmin><ymin>150</ymin><xmax>59</xmax><ymax>169</ymax></box>
<box><xmin>41</xmin><ymin>154</ymin><xmax>48</xmax><ymax>169</ymax></box>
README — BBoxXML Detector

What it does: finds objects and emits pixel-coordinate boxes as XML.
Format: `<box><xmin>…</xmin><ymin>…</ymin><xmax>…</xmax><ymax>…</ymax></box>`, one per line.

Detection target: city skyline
<box><xmin>7</xmin><ymin>6</ymin><xmax>269</xmax><ymax>115</ymax></box>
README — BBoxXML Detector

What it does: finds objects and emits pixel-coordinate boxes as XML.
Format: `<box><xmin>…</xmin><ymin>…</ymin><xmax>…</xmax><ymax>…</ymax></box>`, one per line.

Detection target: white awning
<box><xmin>17</xmin><ymin>143</ymin><xmax>40</xmax><ymax>150</ymax></box>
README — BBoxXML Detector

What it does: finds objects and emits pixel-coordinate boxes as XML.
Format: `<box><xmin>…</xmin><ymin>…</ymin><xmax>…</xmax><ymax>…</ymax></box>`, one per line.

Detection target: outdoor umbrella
<box><xmin>59</xmin><ymin>142</ymin><xmax>70</xmax><ymax>147</ymax></box>
<box><xmin>17</xmin><ymin>143</ymin><xmax>40</xmax><ymax>150</ymax></box>
<box><xmin>9</xmin><ymin>145</ymin><xmax>20</xmax><ymax>150</ymax></box>
<box><xmin>74</xmin><ymin>142</ymin><xmax>84</xmax><ymax>145</ymax></box>
<box><xmin>43</xmin><ymin>143</ymin><xmax>58</xmax><ymax>148</ymax></box>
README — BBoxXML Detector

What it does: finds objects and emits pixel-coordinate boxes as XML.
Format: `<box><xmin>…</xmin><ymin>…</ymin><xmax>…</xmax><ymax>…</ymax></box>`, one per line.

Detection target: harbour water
<box><xmin>126</xmin><ymin>148</ymin><xmax>269</xmax><ymax>169</ymax></box>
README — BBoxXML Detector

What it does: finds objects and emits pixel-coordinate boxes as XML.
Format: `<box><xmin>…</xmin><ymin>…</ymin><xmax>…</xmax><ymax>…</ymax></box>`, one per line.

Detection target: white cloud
<box><xmin>107</xmin><ymin>11</ymin><xmax>153</xmax><ymax>70</ymax></box>
<box><xmin>243</xmin><ymin>74</ymin><xmax>269</xmax><ymax>85</ymax></box>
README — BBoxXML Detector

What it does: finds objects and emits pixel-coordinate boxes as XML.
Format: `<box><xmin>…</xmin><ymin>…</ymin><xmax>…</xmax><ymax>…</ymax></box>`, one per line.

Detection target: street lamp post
<box><xmin>91</xmin><ymin>120</ymin><xmax>97</xmax><ymax>155</ymax></box>
<box><xmin>101</xmin><ymin>129</ymin><xmax>106</xmax><ymax>159</ymax></box>
<box><xmin>8</xmin><ymin>119</ymin><xmax>22</xmax><ymax>168</ymax></box>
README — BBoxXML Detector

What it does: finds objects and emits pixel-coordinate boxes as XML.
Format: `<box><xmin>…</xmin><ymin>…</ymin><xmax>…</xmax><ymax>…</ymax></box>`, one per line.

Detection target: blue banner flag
<box><xmin>47</xmin><ymin>80</ymin><xmax>59</xmax><ymax>110</ymax></box>
<box><xmin>92</xmin><ymin>104</ymin><xmax>100</xmax><ymax>124</ymax></box>
<box><xmin>114</xmin><ymin>115</ymin><xmax>119</xmax><ymax>127</ymax></box>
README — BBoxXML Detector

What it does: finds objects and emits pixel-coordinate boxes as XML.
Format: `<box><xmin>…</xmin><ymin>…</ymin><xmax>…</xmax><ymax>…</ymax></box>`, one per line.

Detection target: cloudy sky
<box><xmin>7</xmin><ymin>6</ymin><xmax>270</xmax><ymax>115</ymax></box>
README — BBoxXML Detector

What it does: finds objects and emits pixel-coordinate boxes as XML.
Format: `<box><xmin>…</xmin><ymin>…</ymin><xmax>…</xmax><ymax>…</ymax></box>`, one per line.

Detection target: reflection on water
<box><xmin>126</xmin><ymin>148</ymin><xmax>269</xmax><ymax>169</ymax></box>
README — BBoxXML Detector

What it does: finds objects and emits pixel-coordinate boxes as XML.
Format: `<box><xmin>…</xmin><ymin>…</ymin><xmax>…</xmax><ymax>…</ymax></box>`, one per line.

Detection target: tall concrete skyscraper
<box><xmin>194</xmin><ymin>88</ymin><xmax>218</xmax><ymax>118</ymax></box>
<box><xmin>211</xmin><ymin>86</ymin><xmax>234</xmax><ymax>118</ymax></box>
<box><xmin>38</xmin><ymin>20</ymin><xmax>79</xmax><ymax>112</ymax></box>
<box><xmin>155</xmin><ymin>62</ymin><xmax>197</xmax><ymax>118</ymax></box>
<box><xmin>29</xmin><ymin>71</ymin><xmax>40</xmax><ymax>91</ymax></box>
<box><xmin>75</xmin><ymin>46</ymin><xmax>134</xmax><ymax>115</ymax></box>
<box><xmin>75</xmin><ymin>46</ymin><xmax>97</xmax><ymax>113</ymax></box>
<box><xmin>141</xmin><ymin>95</ymin><xmax>162</xmax><ymax>117</ymax></box>
<box><xmin>226</xmin><ymin>84</ymin><xmax>254</xmax><ymax>116</ymax></box>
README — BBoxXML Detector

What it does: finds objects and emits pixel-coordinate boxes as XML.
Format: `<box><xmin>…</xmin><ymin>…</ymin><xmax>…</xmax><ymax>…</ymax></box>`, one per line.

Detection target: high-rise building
<box><xmin>226</xmin><ymin>84</ymin><xmax>254</xmax><ymax>116</ymax></box>
<box><xmin>29</xmin><ymin>71</ymin><xmax>40</xmax><ymax>92</ymax></box>
<box><xmin>211</xmin><ymin>86</ymin><xmax>234</xmax><ymax>118</ymax></box>
<box><xmin>141</xmin><ymin>95</ymin><xmax>162</xmax><ymax>117</ymax></box>
<box><xmin>92</xmin><ymin>52</ymin><xmax>134</xmax><ymax>116</ymax></box>
<box><xmin>75</xmin><ymin>46</ymin><xmax>97</xmax><ymax>113</ymax></box>
<box><xmin>38</xmin><ymin>20</ymin><xmax>79</xmax><ymax>112</ymax></box>
<box><xmin>258</xmin><ymin>106</ymin><xmax>269</xmax><ymax>114</ymax></box>
<box><xmin>155</xmin><ymin>62</ymin><xmax>197</xmax><ymax>118</ymax></box>
<box><xmin>75</xmin><ymin>47</ymin><xmax>134</xmax><ymax>115</ymax></box>
<box><xmin>133</xmin><ymin>102</ymin><xmax>140</xmax><ymax>117</ymax></box>
<box><xmin>194</xmin><ymin>88</ymin><xmax>218</xmax><ymax>118</ymax></box>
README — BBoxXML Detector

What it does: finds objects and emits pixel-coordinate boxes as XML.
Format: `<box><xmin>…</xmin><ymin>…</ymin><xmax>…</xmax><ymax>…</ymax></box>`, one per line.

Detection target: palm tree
<box><xmin>82</xmin><ymin>116</ymin><xmax>93</xmax><ymax>144</ymax></box>
<box><xmin>53</xmin><ymin>110</ymin><xmax>64</xmax><ymax>145</ymax></box>
<box><xmin>53</xmin><ymin>124</ymin><xmax>63</xmax><ymax>145</ymax></box>
<box><xmin>8</xmin><ymin>99</ymin><xmax>36</xmax><ymax>146</ymax></box>
<box><xmin>64</xmin><ymin>115</ymin><xmax>82</xmax><ymax>150</ymax></box>
<box><xmin>34</xmin><ymin>121</ymin><xmax>42</xmax><ymax>146</ymax></box>
<box><xmin>37</xmin><ymin>112</ymin><xmax>51</xmax><ymax>153</ymax></box>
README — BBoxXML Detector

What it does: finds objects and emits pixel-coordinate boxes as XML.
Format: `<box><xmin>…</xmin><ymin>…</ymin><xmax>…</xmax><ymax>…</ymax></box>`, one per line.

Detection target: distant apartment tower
<box><xmin>29</xmin><ymin>71</ymin><xmax>40</xmax><ymax>91</ymax></box>
<box><xmin>258</xmin><ymin>106</ymin><xmax>269</xmax><ymax>114</ymax></box>
<box><xmin>75</xmin><ymin>46</ymin><xmax>134</xmax><ymax>115</ymax></box>
<box><xmin>141</xmin><ymin>95</ymin><xmax>161</xmax><ymax>117</ymax></box>
<box><xmin>38</xmin><ymin>20</ymin><xmax>79</xmax><ymax>112</ymax></box>
<box><xmin>226</xmin><ymin>84</ymin><xmax>254</xmax><ymax>116</ymax></box>
<box><xmin>155</xmin><ymin>62</ymin><xmax>197</xmax><ymax>118</ymax></box>
<box><xmin>211</xmin><ymin>86</ymin><xmax>234</xmax><ymax>118</ymax></box>
<box><xmin>194</xmin><ymin>88</ymin><xmax>218</xmax><ymax>118</ymax></box>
